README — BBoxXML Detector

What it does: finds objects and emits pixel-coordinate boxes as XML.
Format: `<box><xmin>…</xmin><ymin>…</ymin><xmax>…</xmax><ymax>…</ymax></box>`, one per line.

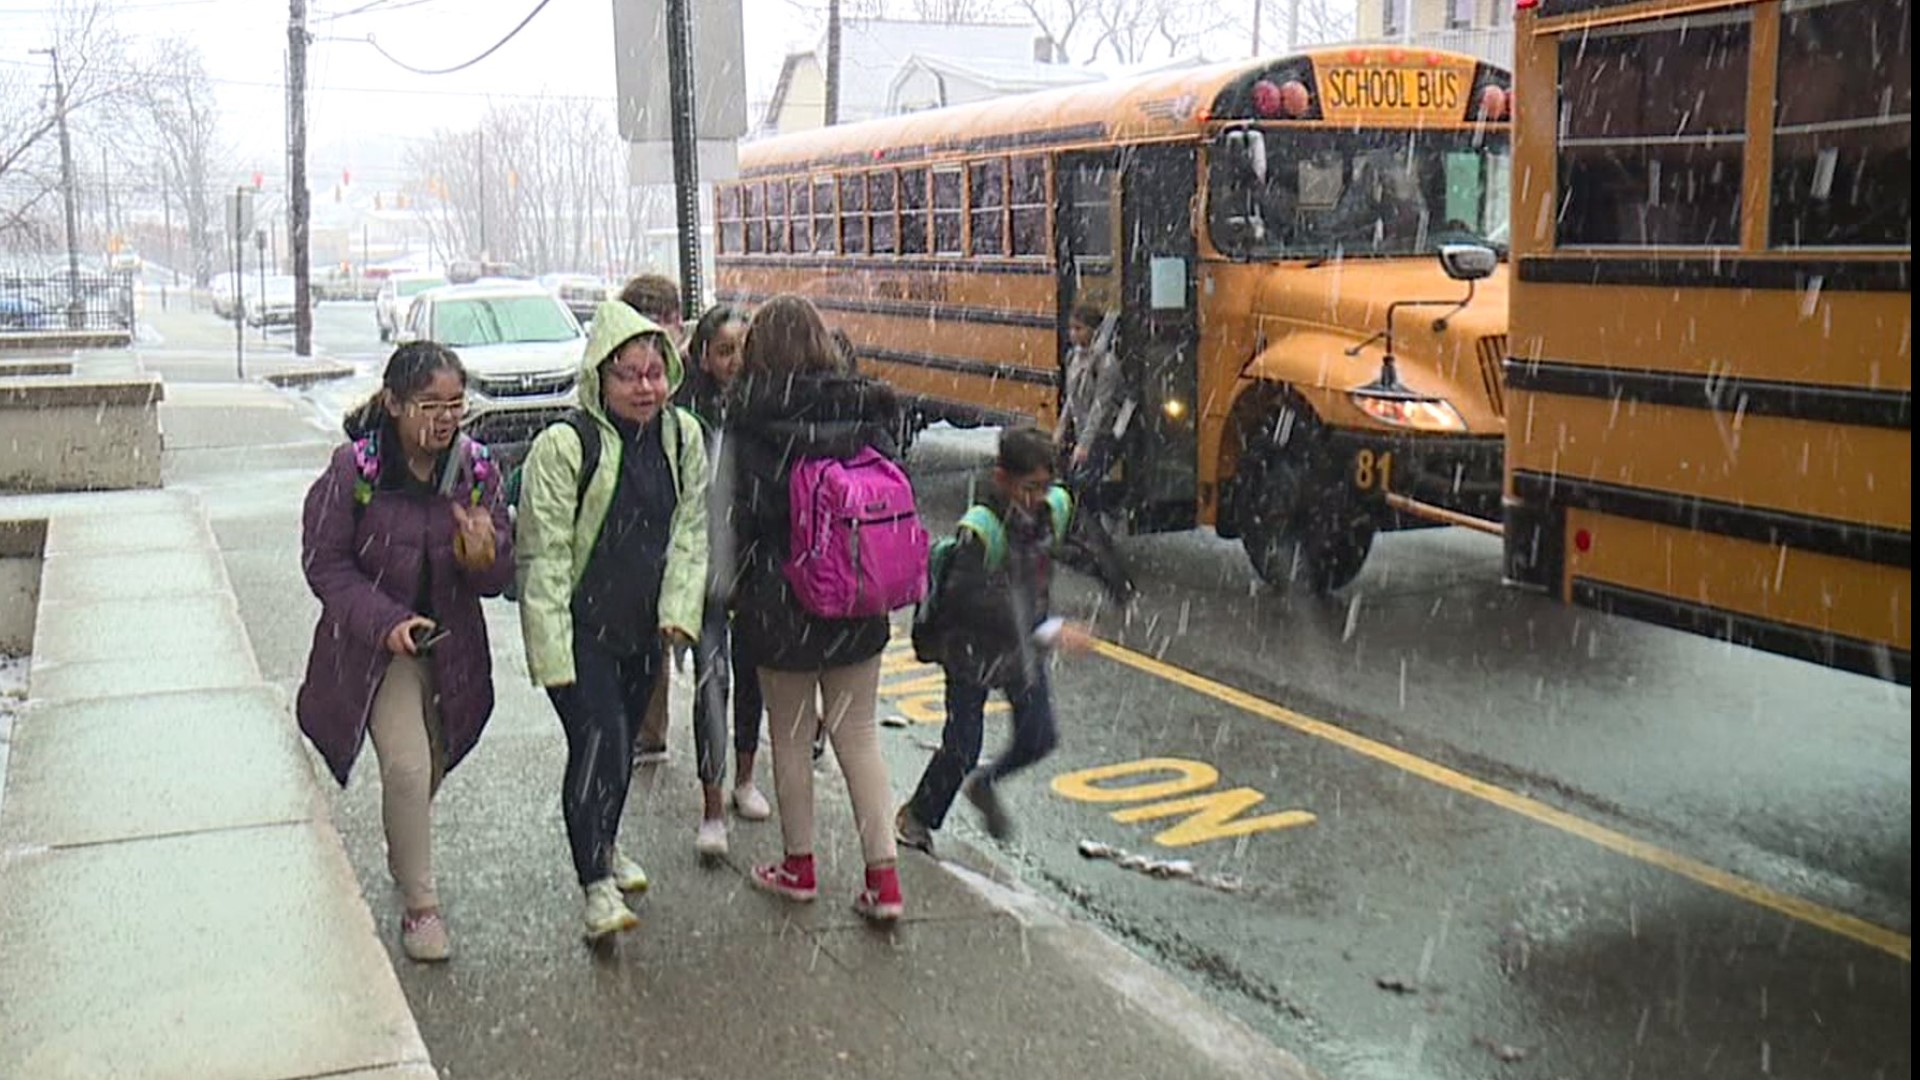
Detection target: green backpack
<box><xmin>910</xmin><ymin>485</ymin><xmax>1071</xmax><ymax>663</ymax></box>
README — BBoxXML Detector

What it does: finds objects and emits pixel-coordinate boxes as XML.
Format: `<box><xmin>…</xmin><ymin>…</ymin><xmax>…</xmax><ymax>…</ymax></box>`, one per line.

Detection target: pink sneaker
<box><xmin>854</xmin><ymin>864</ymin><xmax>904</xmax><ymax>922</ymax></box>
<box><xmin>751</xmin><ymin>855</ymin><xmax>818</xmax><ymax>902</ymax></box>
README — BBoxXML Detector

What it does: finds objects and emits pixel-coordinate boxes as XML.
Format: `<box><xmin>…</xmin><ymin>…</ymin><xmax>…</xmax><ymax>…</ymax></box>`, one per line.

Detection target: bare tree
<box><xmin>1013</xmin><ymin>0</ymin><xmax>1096</xmax><ymax>62</ymax></box>
<box><xmin>1248</xmin><ymin>0</ymin><xmax>1355</xmax><ymax>53</ymax></box>
<box><xmin>908</xmin><ymin>0</ymin><xmax>999</xmax><ymax>20</ymax></box>
<box><xmin>138</xmin><ymin>39</ymin><xmax>224</xmax><ymax>284</ymax></box>
<box><xmin>1086</xmin><ymin>0</ymin><xmax>1232</xmax><ymax>64</ymax></box>
<box><xmin>0</xmin><ymin>0</ymin><xmax>141</xmax><ymax>249</ymax></box>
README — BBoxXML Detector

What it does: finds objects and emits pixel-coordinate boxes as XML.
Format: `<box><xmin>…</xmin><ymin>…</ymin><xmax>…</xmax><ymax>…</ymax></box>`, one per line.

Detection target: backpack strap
<box><xmin>1044</xmin><ymin>485</ymin><xmax>1073</xmax><ymax>547</ymax></box>
<box><xmin>956</xmin><ymin>505</ymin><xmax>1009</xmax><ymax>571</ymax></box>
<box><xmin>564</xmin><ymin>410</ymin><xmax>601</xmax><ymax>513</ymax></box>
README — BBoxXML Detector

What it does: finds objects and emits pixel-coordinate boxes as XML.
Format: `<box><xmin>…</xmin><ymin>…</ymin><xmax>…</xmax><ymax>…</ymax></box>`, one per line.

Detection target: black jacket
<box><xmin>937</xmin><ymin>488</ymin><xmax>1057</xmax><ymax>689</ymax></box>
<box><xmin>724</xmin><ymin>371</ymin><xmax>903</xmax><ymax>672</ymax></box>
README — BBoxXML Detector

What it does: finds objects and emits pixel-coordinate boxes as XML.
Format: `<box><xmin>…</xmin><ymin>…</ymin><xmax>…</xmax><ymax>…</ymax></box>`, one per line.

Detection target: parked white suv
<box><xmin>397</xmin><ymin>281</ymin><xmax>584</xmax><ymax>463</ymax></box>
<box><xmin>375</xmin><ymin>271</ymin><xmax>448</xmax><ymax>342</ymax></box>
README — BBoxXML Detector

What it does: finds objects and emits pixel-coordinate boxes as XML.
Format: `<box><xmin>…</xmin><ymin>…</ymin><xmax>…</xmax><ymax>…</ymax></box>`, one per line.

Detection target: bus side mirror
<box><xmin>1221</xmin><ymin>129</ymin><xmax>1267</xmax><ymax>183</ymax></box>
<box><xmin>1438</xmin><ymin>244</ymin><xmax>1497</xmax><ymax>281</ymax></box>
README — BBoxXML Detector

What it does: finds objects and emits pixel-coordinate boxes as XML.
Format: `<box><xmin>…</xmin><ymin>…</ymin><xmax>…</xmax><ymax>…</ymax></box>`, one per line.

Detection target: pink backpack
<box><xmin>785</xmin><ymin>447</ymin><xmax>930</xmax><ymax>618</ymax></box>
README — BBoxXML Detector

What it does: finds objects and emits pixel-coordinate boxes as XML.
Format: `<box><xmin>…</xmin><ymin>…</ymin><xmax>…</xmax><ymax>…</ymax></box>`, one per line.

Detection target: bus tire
<box><xmin>1238</xmin><ymin>404</ymin><xmax>1375</xmax><ymax>593</ymax></box>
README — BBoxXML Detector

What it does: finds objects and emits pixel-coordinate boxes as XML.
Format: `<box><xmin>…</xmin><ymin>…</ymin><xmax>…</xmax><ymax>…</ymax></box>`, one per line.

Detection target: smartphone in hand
<box><xmin>410</xmin><ymin>622</ymin><xmax>451</xmax><ymax>656</ymax></box>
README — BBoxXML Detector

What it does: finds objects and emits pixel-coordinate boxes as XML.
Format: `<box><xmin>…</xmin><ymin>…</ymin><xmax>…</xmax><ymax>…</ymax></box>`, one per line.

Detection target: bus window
<box><xmin>790</xmin><ymin>178</ymin><xmax>812</xmax><ymax>252</ymax></box>
<box><xmin>870</xmin><ymin>171</ymin><xmax>898</xmax><ymax>254</ymax></box>
<box><xmin>767</xmin><ymin>177</ymin><xmax>789</xmax><ymax>254</ymax></box>
<box><xmin>1555</xmin><ymin>12</ymin><xmax>1749</xmax><ymax>247</ymax></box>
<box><xmin>901</xmin><ymin>168</ymin><xmax>930</xmax><ymax>254</ymax></box>
<box><xmin>970</xmin><ymin>159</ymin><xmax>1008</xmax><ymax>257</ymax></box>
<box><xmin>1771</xmin><ymin>0</ymin><xmax>1912</xmax><ymax>248</ymax></box>
<box><xmin>1011</xmin><ymin>156</ymin><xmax>1049</xmax><ymax>257</ymax></box>
<box><xmin>933</xmin><ymin>166</ymin><xmax>964</xmax><ymax>255</ymax></box>
<box><xmin>841</xmin><ymin>174</ymin><xmax>869</xmax><ymax>255</ymax></box>
<box><xmin>744</xmin><ymin>182</ymin><xmax>765</xmax><ymax>254</ymax></box>
<box><xmin>718</xmin><ymin>185</ymin><xmax>742</xmax><ymax>254</ymax></box>
<box><xmin>1066</xmin><ymin>161</ymin><xmax>1113</xmax><ymax>261</ymax></box>
<box><xmin>1209</xmin><ymin>130</ymin><xmax>1508</xmax><ymax>259</ymax></box>
<box><xmin>812</xmin><ymin>176</ymin><xmax>837</xmax><ymax>253</ymax></box>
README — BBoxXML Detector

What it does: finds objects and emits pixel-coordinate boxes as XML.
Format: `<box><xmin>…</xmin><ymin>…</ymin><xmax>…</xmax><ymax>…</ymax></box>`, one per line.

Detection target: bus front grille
<box><xmin>1477</xmin><ymin>335</ymin><xmax>1508</xmax><ymax>418</ymax></box>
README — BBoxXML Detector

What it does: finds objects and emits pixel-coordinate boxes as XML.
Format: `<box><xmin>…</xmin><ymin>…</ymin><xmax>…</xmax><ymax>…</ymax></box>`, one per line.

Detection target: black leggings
<box><xmin>693</xmin><ymin>605</ymin><xmax>763</xmax><ymax>786</ymax></box>
<box><xmin>547</xmin><ymin>633</ymin><xmax>661</xmax><ymax>886</ymax></box>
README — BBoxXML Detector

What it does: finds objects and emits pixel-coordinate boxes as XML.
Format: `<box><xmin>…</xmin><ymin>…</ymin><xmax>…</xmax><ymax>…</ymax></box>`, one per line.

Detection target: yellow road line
<box><xmin>1092</xmin><ymin>638</ymin><xmax>1913</xmax><ymax>963</ymax></box>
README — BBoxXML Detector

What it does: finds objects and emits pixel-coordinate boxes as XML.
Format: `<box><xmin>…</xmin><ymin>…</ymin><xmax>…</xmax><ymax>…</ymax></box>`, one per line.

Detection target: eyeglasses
<box><xmin>405</xmin><ymin>398</ymin><xmax>468</xmax><ymax>418</ymax></box>
<box><xmin>604</xmin><ymin>366</ymin><xmax>662</xmax><ymax>385</ymax></box>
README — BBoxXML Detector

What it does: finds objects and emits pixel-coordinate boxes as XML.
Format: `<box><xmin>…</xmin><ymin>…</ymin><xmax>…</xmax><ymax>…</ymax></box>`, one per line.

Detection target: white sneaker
<box><xmin>695</xmin><ymin>818</ymin><xmax>729</xmax><ymax>857</ymax></box>
<box><xmin>730</xmin><ymin>783</ymin><xmax>772</xmax><ymax>821</ymax></box>
<box><xmin>582</xmin><ymin>878</ymin><xmax>638</xmax><ymax>939</ymax></box>
<box><xmin>610</xmin><ymin>850</ymin><xmax>650</xmax><ymax>894</ymax></box>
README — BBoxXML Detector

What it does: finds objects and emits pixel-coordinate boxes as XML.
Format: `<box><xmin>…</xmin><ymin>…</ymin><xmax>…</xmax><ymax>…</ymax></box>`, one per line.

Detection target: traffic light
<box><xmin>252</xmin><ymin>171</ymin><xmax>263</xmax><ymax>190</ymax></box>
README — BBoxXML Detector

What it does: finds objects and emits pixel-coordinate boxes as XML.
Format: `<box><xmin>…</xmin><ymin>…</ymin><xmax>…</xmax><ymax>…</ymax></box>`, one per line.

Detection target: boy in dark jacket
<box><xmin>896</xmin><ymin>427</ymin><xmax>1127</xmax><ymax>849</ymax></box>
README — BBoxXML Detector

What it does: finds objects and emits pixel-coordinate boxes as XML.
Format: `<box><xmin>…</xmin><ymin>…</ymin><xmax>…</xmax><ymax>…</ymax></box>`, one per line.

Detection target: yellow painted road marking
<box><xmin>1091</xmin><ymin>639</ymin><xmax>1913</xmax><ymax>963</ymax></box>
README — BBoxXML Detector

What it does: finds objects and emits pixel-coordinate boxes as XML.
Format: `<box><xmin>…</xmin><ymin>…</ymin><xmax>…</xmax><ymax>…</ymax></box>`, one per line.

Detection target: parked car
<box><xmin>396</xmin><ymin>281</ymin><xmax>584</xmax><ymax>464</ymax></box>
<box><xmin>375</xmin><ymin>271</ymin><xmax>449</xmax><ymax>341</ymax></box>
<box><xmin>246</xmin><ymin>275</ymin><xmax>302</xmax><ymax>327</ymax></box>
<box><xmin>539</xmin><ymin>273</ymin><xmax>613</xmax><ymax>325</ymax></box>
<box><xmin>0</xmin><ymin>295</ymin><xmax>54</xmax><ymax>331</ymax></box>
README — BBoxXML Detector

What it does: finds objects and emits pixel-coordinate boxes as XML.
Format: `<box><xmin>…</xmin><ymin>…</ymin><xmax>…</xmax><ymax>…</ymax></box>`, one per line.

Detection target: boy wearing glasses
<box><xmin>896</xmin><ymin>427</ymin><xmax>1126</xmax><ymax>850</ymax></box>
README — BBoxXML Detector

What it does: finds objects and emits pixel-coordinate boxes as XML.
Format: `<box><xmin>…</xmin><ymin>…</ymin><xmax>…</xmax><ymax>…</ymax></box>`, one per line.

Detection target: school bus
<box><xmin>1507</xmin><ymin>0</ymin><xmax>1910</xmax><ymax>684</ymax></box>
<box><xmin>716</xmin><ymin>47</ymin><xmax>1514</xmax><ymax>591</ymax></box>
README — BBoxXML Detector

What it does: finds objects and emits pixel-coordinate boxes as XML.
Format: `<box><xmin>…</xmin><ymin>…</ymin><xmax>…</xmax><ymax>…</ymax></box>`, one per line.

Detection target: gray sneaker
<box><xmin>894</xmin><ymin>805</ymin><xmax>935</xmax><ymax>854</ymax></box>
<box><xmin>962</xmin><ymin>771</ymin><xmax>1013</xmax><ymax>840</ymax></box>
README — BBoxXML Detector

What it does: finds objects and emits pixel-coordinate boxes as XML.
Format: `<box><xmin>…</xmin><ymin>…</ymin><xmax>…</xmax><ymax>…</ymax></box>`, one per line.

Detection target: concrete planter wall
<box><xmin>0</xmin><ymin>376</ymin><xmax>165</xmax><ymax>493</ymax></box>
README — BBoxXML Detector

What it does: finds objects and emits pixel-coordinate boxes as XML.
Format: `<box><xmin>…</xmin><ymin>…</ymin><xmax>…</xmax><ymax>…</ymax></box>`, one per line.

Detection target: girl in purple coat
<box><xmin>297</xmin><ymin>342</ymin><xmax>513</xmax><ymax>962</ymax></box>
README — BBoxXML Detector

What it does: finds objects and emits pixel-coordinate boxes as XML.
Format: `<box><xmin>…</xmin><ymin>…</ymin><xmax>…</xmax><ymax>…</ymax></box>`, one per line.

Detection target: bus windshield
<box><xmin>1210</xmin><ymin>128</ymin><xmax>1511</xmax><ymax>260</ymax></box>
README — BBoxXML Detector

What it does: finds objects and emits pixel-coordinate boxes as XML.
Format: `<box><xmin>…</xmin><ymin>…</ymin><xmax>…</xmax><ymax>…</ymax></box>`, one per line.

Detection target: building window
<box><xmin>743</xmin><ymin>182</ymin><xmax>765</xmax><ymax>254</ymax></box>
<box><xmin>1382</xmin><ymin>0</ymin><xmax>1402</xmax><ymax>37</ymax></box>
<box><xmin>1447</xmin><ymin>0</ymin><xmax>1475</xmax><ymax>31</ymax></box>
<box><xmin>870</xmin><ymin>171</ymin><xmax>898</xmax><ymax>255</ymax></box>
<box><xmin>789</xmin><ymin>178</ymin><xmax>812</xmax><ymax>253</ymax></box>
<box><xmin>900</xmin><ymin>168</ymin><xmax>930</xmax><ymax>254</ymax></box>
<box><xmin>933</xmin><ymin>166</ymin><xmax>965</xmax><ymax>255</ymax></box>
<box><xmin>1771</xmin><ymin>0</ymin><xmax>1912</xmax><ymax>248</ymax></box>
<box><xmin>969</xmin><ymin>158</ymin><xmax>1008</xmax><ymax>256</ymax></box>
<box><xmin>766</xmin><ymin>178</ymin><xmax>789</xmax><ymax>254</ymax></box>
<box><xmin>1556</xmin><ymin>12</ymin><xmax>1750</xmax><ymax>247</ymax></box>
<box><xmin>718</xmin><ymin>185</ymin><xmax>742</xmax><ymax>254</ymax></box>
<box><xmin>812</xmin><ymin>177</ymin><xmax>836</xmax><ymax>253</ymax></box>
<box><xmin>1010</xmin><ymin>155</ymin><xmax>1049</xmax><ymax>257</ymax></box>
<box><xmin>840</xmin><ymin>174</ymin><xmax>869</xmax><ymax>254</ymax></box>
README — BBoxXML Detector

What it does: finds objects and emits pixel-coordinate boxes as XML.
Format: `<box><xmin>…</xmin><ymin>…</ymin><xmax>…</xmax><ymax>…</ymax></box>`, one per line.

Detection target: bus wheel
<box><xmin>1238</xmin><ymin>407</ymin><xmax>1375</xmax><ymax>593</ymax></box>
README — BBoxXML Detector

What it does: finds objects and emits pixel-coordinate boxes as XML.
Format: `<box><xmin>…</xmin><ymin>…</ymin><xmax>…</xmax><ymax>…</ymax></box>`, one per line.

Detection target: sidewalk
<box><xmin>0</xmin><ymin>378</ymin><xmax>1320</xmax><ymax>1080</ymax></box>
<box><xmin>134</xmin><ymin>292</ymin><xmax>355</xmax><ymax>386</ymax></box>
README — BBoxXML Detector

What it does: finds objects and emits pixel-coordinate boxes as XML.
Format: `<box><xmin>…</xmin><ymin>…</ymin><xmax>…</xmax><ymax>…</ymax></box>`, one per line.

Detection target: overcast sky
<box><xmin>1</xmin><ymin>0</ymin><xmax>816</xmax><ymax>185</ymax></box>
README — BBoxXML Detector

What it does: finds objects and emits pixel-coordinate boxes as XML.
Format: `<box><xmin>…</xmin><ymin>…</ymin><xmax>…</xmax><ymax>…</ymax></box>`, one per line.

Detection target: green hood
<box><xmin>578</xmin><ymin>299</ymin><xmax>684</xmax><ymax>426</ymax></box>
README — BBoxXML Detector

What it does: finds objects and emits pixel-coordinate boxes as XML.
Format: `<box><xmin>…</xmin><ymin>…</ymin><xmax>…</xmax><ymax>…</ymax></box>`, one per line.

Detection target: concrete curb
<box><xmin>262</xmin><ymin>361</ymin><xmax>358</xmax><ymax>388</ymax></box>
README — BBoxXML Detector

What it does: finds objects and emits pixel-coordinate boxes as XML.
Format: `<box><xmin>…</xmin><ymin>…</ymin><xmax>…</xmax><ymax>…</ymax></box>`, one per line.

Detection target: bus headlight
<box><xmin>1349</xmin><ymin>393</ymin><xmax>1466</xmax><ymax>432</ymax></box>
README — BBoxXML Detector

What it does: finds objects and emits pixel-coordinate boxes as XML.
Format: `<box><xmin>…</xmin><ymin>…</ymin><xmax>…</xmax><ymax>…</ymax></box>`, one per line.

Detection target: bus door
<box><xmin>1055</xmin><ymin>152</ymin><xmax>1122</xmax><ymax>359</ymax></box>
<box><xmin>1117</xmin><ymin>145</ymin><xmax>1200</xmax><ymax>533</ymax></box>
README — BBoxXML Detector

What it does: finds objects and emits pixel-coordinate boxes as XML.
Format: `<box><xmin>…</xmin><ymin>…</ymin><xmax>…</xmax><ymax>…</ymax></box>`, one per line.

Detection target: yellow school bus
<box><xmin>717</xmin><ymin>47</ymin><xmax>1514</xmax><ymax>591</ymax></box>
<box><xmin>1507</xmin><ymin>0</ymin><xmax>1910</xmax><ymax>684</ymax></box>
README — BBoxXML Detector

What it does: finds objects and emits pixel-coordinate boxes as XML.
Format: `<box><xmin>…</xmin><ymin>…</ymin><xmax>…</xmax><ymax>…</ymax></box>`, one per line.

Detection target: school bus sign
<box><xmin>1316</xmin><ymin>58</ymin><xmax>1478</xmax><ymax>125</ymax></box>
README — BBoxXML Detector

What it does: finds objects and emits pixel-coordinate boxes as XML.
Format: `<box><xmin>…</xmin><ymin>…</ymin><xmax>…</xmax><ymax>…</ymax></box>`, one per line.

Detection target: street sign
<box><xmin>612</xmin><ymin>0</ymin><xmax>747</xmax><ymax>183</ymax></box>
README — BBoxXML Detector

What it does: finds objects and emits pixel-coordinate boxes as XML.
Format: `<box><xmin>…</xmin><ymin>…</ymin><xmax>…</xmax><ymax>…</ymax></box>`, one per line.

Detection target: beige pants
<box><xmin>759</xmin><ymin>656</ymin><xmax>896</xmax><ymax>865</ymax></box>
<box><xmin>369</xmin><ymin>655</ymin><xmax>445</xmax><ymax>911</ymax></box>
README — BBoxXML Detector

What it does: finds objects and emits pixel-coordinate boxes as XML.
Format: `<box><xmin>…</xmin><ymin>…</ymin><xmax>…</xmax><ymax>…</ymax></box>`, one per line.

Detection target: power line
<box><xmin>0</xmin><ymin>55</ymin><xmax>613</xmax><ymax>102</ymax></box>
<box><xmin>363</xmin><ymin>0</ymin><xmax>555</xmax><ymax>76</ymax></box>
<box><xmin>311</xmin><ymin>0</ymin><xmax>445</xmax><ymax>25</ymax></box>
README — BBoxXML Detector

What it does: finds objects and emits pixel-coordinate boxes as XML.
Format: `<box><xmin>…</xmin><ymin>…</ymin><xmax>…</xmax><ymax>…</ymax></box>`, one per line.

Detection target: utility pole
<box><xmin>288</xmin><ymin>0</ymin><xmax>313</xmax><ymax>356</ymax></box>
<box><xmin>1252</xmin><ymin>0</ymin><xmax>1261</xmax><ymax>56</ymax></box>
<box><xmin>824</xmin><ymin>0</ymin><xmax>842</xmax><ymax>126</ymax></box>
<box><xmin>32</xmin><ymin>47</ymin><xmax>83</xmax><ymax>329</ymax></box>
<box><xmin>665</xmin><ymin>0</ymin><xmax>702</xmax><ymax>318</ymax></box>
<box><xmin>1288</xmin><ymin>0</ymin><xmax>1300</xmax><ymax>52</ymax></box>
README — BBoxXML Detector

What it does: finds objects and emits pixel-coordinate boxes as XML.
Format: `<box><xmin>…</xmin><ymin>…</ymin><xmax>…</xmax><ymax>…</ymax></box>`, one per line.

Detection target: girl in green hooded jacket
<box><xmin>515</xmin><ymin>299</ymin><xmax>708</xmax><ymax>941</ymax></box>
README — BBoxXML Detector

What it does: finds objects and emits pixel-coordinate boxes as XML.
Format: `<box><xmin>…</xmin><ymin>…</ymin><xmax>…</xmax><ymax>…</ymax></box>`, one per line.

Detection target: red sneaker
<box><xmin>751</xmin><ymin>855</ymin><xmax>818</xmax><ymax>902</ymax></box>
<box><xmin>854</xmin><ymin>864</ymin><xmax>904</xmax><ymax>922</ymax></box>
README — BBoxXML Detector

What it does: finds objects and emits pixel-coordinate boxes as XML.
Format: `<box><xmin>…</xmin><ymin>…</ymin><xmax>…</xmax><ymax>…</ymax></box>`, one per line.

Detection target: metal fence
<box><xmin>0</xmin><ymin>270</ymin><xmax>137</xmax><ymax>334</ymax></box>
